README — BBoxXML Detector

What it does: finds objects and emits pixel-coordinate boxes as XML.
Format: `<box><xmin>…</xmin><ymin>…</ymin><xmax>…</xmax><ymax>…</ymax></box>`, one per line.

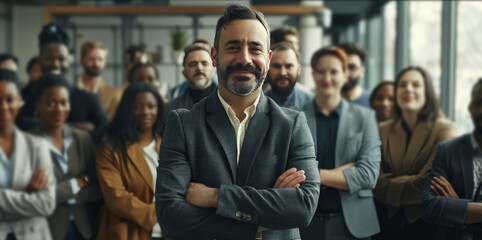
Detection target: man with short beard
<box><xmin>156</xmin><ymin>4</ymin><xmax>319</xmax><ymax>240</ymax></box>
<box><xmin>265</xmin><ymin>42</ymin><xmax>313</xmax><ymax>108</ymax></box>
<box><xmin>339</xmin><ymin>42</ymin><xmax>371</xmax><ymax>108</ymax></box>
<box><xmin>74</xmin><ymin>41</ymin><xmax>118</xmax><ymax>119</ymax></box>
<box><xmin>163</xmin><ymin>44</ymin><xmax>216</xmax><ymax>125</ymax></box>
<box><xmin>421</xmin><ymin>79</ymin><xmax>482</xmax><ymax>240</ymax></box>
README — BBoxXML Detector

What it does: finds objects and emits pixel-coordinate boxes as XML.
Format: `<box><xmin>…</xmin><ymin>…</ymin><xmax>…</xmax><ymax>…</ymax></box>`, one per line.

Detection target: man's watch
<box><xmin>83</xmin><ymin>175</ymin><xmax>89</xmax><ymax>184</ymax></box>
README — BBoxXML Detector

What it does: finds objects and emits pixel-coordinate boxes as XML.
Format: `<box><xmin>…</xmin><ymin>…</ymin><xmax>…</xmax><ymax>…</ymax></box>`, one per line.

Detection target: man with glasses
<box><xmin>338</xmin><ymin>42</ymin><xmax>371</xmax><ymax>108</ymax></box>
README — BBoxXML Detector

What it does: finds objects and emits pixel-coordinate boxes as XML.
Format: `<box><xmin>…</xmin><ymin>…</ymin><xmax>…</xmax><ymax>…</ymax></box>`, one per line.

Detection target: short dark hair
<box><xmin>38</xmin><ymin>22</ymin><xmax>70</xmax><ymax>50</ymax></box>
<box><xmin>0</xmin><ymin>54</ymin><xmax>18</xmax><ymax>65</ymax></box>
<box><xmin>310</xmin><ymin>46</ymin><xmax>348</xmax><ymax>72</ymax></box>
<box><xmin>0</xmin><ymin>69</ymin><xmax>20</xmax><ymax>92</ymax></box>
<box><xmin>369</xmin><ymin>81</ymin><xmax>394</xmax><ymax>108</ymax></box>
<box><xmin>270</xmin><ymin>26</ymin><xmax>299</xmax><ymax>45</ymax></box>
<box><xmin>338</xmin><ymin>42</ymin><xmax>367</xmax><ymax>65</ymax></box>
<box><xmin>473</xmin><ymin>78</ymin><xmax>482</xmax><ymax>99</ymax></box>
<box><xmin>34</xmin><ymin>74</ymin><xmax>70</xmax><ymax>102</ymax></box>
<box><xmin>26</xmin><ymin>56</ymin><xmax>40</xmax><ymax>74</ymax></box>
<box><xmin>127</xmin><ymin>62</ymin><xmax>159</xmax><ymax>84</ymax></box>
<box><xmin>182</xmin><ymin>44</ymin><xmax>210</xmax><ymax>67</ymax></box>
<box><xmin>124</xmin><ymin>44</ymin><xmax>147</xmax><ymax>63</ymax></box>
<box><xmin>104</xmin><ymin>82</ymin><xmax>165</xmax><ymax>164</ymax></box>
<box><xmin>271</xmin><ymin>42</ymin><xmax>300</xmax><ymax>62</ymax></box>
<box><xmin>213</xmin><ymin>4</ymin><xmax>270</xmax><ymax>51</ymax></box>
<box><xmin>393</xmin><ymin>66</ymin><xmax>441</xmax><ymax>122</ymax></box>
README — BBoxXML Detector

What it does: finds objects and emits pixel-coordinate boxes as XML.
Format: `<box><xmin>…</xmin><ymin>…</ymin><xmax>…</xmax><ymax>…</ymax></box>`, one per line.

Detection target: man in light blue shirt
<box><xmin>265</xmin><ymin>42</ymin><xmax>313</xmax><ymax>108</ymax></box>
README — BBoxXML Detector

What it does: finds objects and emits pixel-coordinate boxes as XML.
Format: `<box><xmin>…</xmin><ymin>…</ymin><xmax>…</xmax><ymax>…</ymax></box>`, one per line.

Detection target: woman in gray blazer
<box><xmin>0</xmin><ymin>69</ymin><xmax>56</xmax><ymax>240</ymax></box>
<box><xmin>299</xmin><ymin>46</ymin><xmax>381</xmax><ymax>240</ymax></box>
<box><xmin>30</xmin><ymin>74</ymin><xmax>101</xmax><ymax>240</ymax></box>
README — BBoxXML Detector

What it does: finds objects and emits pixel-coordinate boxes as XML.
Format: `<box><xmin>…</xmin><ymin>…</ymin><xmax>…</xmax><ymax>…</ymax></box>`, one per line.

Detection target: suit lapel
<box><xmin>335</xmin><ymin>100</ymin><xmax>349</xmax><ymax>167</ymax></box>
<box><xmin>206</xmin><ymin>93</ymin><xmax>237</xmax><ymax>182</ymax></box>
<box><xmin>237</xmin><ymin>94</ymin><xmax>270</xmax><ymax>186</ymax></box>
<box><xmin>127</xmin><ymin>142</ymin><xmax>154</xmax><ymax>192</ymax></box>
<box><xmin>30</xmin><ymin>125</ymin><xmax>67</xmax><ymax>179</ymax></box>
<box><xmin>65</xmin><ymin>126</ymin><xmax>78</xmax><ymax>177</ymax></box>
<box><xmin>302</xmin><ymin>101</ymin><xmax>317</xmax><ymax>154</ymax></box>
<box><xmin>403</xmin><ymin>121</ymin><xmax>431</xmax><ymax>170</ymax></box>
<box><xmin>460</xmin><ymin>135</ymin><xmax>475</xmax><ymax>199</ymax></box>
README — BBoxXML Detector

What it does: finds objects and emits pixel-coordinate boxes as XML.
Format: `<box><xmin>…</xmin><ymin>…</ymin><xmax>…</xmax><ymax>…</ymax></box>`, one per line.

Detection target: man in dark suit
<box><xmin>421</xmin><ymin>79</ymin><xmax>482</xmax><ymax>240</ymax></box>
<box><xmin>162</xmin><ymin>44</ymin><xmax>216</xmax><ymax>126</ymax></box>
<box><xmin>156</xmin><ymin>4</ymin><xmax>320</xmax><ymax>240</ymax></box>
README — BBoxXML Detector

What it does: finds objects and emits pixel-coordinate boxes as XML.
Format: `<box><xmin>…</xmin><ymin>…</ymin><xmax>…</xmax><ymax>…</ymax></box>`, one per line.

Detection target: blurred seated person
<box><xmin>265</xmin><ymin>43</ymin><xmax>312</xmax><ymax>108</ymax></box>
<box><xmin>370</xmin><ymin>81</ymin><xmax>395</xmax><ymax>122</ymax></box>
<box><xmin>30</xmin><ymin>74</ymin><xmax>101</xmax><ymax>240</ymax></box>
<box><xmin>0</xmin><ymin>54</ymin><xmax>18</xmax><ymax>72</ymax></box>
<box><xmin>16</xmin><ymin>22</ymin><xmax>109</xmax><ymax>134</ymax></box>
<box><xmin>169</xmin><ymin>39</ymin><xmax>218</xmax><ymax>100</ymax></box>
<box><xmin>0</xmin><ymin>69</ymin><xmax>55</xmax><ymax>240</ymax></box>
<box><xmin>96</xmin><ymin>83</ymin><xmax>166</xmax><ymax>240</ymax></box>
<box><xmin>420</xmin><ymin>79</ymin><xmax>482</xmax><ymax>240</ymax></box>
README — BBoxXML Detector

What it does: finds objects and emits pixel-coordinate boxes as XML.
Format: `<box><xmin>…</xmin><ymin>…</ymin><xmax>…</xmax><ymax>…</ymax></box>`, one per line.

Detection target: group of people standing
<box><xmin>0</xmin><ymin>3</ymin><xmax>480</xmax><ymax>240</ymax></box>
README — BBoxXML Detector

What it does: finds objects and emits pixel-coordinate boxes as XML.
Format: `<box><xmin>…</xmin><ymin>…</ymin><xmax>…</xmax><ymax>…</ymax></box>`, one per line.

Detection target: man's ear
<box><xmin>211</xmin><ymin>47</ymin><xmax>217</xmax><ymax>67</ymax></box>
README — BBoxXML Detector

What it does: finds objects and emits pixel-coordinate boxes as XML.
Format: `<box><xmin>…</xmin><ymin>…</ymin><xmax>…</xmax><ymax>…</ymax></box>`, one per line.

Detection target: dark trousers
<box><xmin>63</xmin><ymin>221</ymin><xmax>84</xmax><ymax>240</ymax></box>
<box><xmin>300</xmin><ymin>213</ymin><xmax>370</xmax><ymax>240</ymax></box>
<box><xmin>5</xmin><ymin>233</ymin><xmax>16</xmax><ymax>240</ymax></box>
<box><xmin>376</xmin><ymin>209</ymin><xmax>436</xmax><ymax>240</ymax></box>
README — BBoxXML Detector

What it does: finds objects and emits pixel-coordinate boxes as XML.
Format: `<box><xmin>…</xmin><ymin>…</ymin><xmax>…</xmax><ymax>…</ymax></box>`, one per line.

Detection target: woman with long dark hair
<box><xmin>96</xmin><ymin>82</ymin><xmax>166</xmax><ymax>240</ymax></box>
<box><xmin>0</xmin><ymin>69</ymin><xmax>55</xmax><ymax>240</ymax></box>
<box><xmin>373</xmin><ymin>66</ymin><xmax>457</xmax><ymax>240</ymax></box>
<box><xmin>30</xmin><ymin>74</ymin><xmax>101</xmax><ymax>240</ymax></box>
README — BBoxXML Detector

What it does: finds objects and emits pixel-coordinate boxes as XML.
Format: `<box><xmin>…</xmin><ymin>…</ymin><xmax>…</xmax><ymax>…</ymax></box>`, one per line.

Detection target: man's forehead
<box><xmin>272</xmin><ymin>49</ymin><xmax>297</xmax><ymax>63</ymax></box>
<box><xmin>187</xmin><ymin>50</ymin><xmax>211</xmax><ymax>60</ymax></box>
<box><xmin>220</xmin><ymin>19</ymin><xmax>268</xmax><ymax>43</ymax></box>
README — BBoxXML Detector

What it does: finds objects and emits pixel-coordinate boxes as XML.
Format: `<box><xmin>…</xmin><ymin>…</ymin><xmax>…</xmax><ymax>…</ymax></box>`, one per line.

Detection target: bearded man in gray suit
<box><xmin>155</xmin><ymin>4</ymin><xmax>320</xmax><ymax>240</ymax></box>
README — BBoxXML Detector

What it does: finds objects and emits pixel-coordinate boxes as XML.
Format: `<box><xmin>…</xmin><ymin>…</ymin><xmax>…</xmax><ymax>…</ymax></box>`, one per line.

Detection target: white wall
<box><xmin>12</xmin><ymin>5</ymin><xmax>43</xmax><ymax>84</ymax></box>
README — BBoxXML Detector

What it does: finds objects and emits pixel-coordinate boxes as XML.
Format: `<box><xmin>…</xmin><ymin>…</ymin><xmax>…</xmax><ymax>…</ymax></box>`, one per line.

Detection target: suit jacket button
<box><xmin>241</xmin><ymin>213</ymin><xmax>247</xmax><ymax>220</ymax></box>
<box><xmin>235</xmin><ymin>211</ymin><xmax>242</xmax><ymax>218</ymax></box>
<box><xmin>246</xmin><ymin>214</ymin><xmax>252</xmax><ymax>221</ymax></box>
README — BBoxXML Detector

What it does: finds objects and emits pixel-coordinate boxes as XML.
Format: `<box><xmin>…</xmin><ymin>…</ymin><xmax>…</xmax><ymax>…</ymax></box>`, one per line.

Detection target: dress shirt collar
<box><xmin>74</xmin><ymin>77</ymin><xmax>103</xmax><ymax>93</ymax></box>
<box><xmin>314</xmin><ymin>99</ymin><xmax>343</xmax><ymax>117</ymax></box>
<box><xmin>217</xmin><ymin>89</ymin><xmax>261</xmax><ymax>120</ymax></box>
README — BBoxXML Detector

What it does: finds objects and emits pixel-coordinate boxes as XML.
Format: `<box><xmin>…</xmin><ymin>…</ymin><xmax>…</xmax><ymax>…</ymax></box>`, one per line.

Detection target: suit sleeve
<box><xmin>420</xmin><ymin>142</ymin><xmax>469</xmax><ymax>229</ymax></box>
<box><xmin>215</xmin><ymin>112</ymin><xmax>320</xmax><ymax>229</ymax></box>
<box><xmin>342</xmin><ymin>111</ymin><xmax>381</xmax><ymax>194</ymax></box>
<box><xmin>87</xmin><ymin>92</ymin><xmax>109</xmax><ymax>136</ymax></box>
<box><xmin>96</xmin><ymin>145</ymin><xmax>157</xmax><ymax>231</ymax></box>
<box><xmin>156</xmin><ymin>111</ymin><xmax>259</xmax><ymax>240</ymax></box>
<box><xmin>378</xmin><ymin>121</ymin><xmax>457</xmax><ymax>207</ymax></box>
<box><xmin>0</xmin><ymin>139</ymin><xmax>56</xmax><ymax>220</ymax></box>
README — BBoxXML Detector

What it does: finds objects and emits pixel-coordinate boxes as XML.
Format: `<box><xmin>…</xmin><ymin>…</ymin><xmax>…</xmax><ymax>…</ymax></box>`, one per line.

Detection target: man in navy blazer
<box><xmin>421</xmin><ymin>79</ymin><xmax>482</xmax><ymax>239</ymax></box>
<box><xmin>155</xmin><ymin>4</ymin><xmax>320</xmax><ymax>240</ymax></box>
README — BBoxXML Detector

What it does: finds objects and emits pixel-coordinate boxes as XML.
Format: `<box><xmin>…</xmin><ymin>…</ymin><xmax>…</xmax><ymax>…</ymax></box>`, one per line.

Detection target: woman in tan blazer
<box><xmin>96</xmin><ymin>83</ymin><xmax>167</xmax><ymax>240</ymax></box>
<box><xmin>373</xmin><ymin>66</ymin><xmax>457</xmax><ymax>240</ymax></box>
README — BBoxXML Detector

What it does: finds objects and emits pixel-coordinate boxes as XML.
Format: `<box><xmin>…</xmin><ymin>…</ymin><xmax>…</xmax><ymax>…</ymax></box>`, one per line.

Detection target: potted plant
<box><xmin>171</xmin><ymin>28</ymin><xmax>187</xmax><ymax>64</ymax></box>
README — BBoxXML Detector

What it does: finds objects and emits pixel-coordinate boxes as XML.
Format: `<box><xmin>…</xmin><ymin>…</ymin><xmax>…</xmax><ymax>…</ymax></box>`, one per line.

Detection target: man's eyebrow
<box><xmin>224</xmin><ymin>40</ymin><xmax>241</xmax><ymax>46</ymax></box>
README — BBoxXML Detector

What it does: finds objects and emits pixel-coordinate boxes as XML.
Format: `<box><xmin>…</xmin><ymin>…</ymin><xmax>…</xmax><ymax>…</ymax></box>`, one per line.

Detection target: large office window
<box><xmin>409</xmin><ymin>1</ymin><xmax>442</xmax><ymax>96</ymax></box>
<box><xmin>383</xmin><ymin>1</ymin><xmax>396</xmax><ymax>81</ymax></box>
<box><xmin>455</xmin><ymin>2</ymin><xmax>482</xmax><ymax>134</ymax></box>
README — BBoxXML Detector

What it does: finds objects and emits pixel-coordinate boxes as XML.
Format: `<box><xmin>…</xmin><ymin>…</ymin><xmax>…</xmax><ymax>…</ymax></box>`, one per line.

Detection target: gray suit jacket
<box><xmin>299</xmin><ymin>99</ymin><xmax>381</xmax><ymax>238</ymax></box>
<box><xmin>0</xmin><ymin>129</ymin><xmax>56</xmax><ymax>240</ymax></box>
<box><xmin>156</xmin><ymin>92</ymin><xmax>320</xmax><ymax>240</ymax></box>
<box><xmin>31</xmin><ymin>125</ymin><xmax>101</xmax><ymax>240</ymax></box>
<box><xmin>421</xmin><ymin>134</ymin><xmax>476</xmax><ymax>240</ymax></box>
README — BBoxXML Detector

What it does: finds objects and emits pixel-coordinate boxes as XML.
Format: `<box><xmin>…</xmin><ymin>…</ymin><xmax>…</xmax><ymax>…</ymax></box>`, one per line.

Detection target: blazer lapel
<box><xmin>30</xmin><ymin>125</ymin><xmax>66</xmax><ymax>179</ymax></box>
<box><xmin>403</xmin><ymin>121</ymin><xmax>431</xmax><ymax>170</ymax></box>
<box><xmin>12</xmin><ymin>129</ymin><xmax>28</xmax><ymax>189</ymax></box>
<box><xmin>237</xmin><ymin>94</ymin><xmax>270</xmax><ymax>186</ymax></box>
<box><xmin>206</xmin><ymin>93</ymin><xmax>237</xmax><ymax>182</ymax></box>
<box><xmin>127</xmin><ymin>142</ymin><xmax>154</xmax><ymax>192</ymax></box>
<box><xmin>65</xmin><ymin>126</ymin><xmax>77</xmax><ymax>177</ymax></box>
<box><xmin>388</xmin><ymin>120</ymin><xmax>407</xmax><ymax>175</ymax></box>
<box><xmin>460</xmin><ymin>135</ymin><xmax>475</xmax><ymax>199</ymax></box>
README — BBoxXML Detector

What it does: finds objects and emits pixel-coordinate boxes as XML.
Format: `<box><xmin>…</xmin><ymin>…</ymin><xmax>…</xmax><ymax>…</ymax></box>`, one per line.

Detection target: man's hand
<box><xmin>431</xmin><ymin>176</ymin><xmax>459</xmax><ymax>198</ymax></box>
<box><xmin>273</xmin><ymin>168</ymin><xmax>306</xmax><ymax>189</ymax></box>
<box><xmin>27</xmin><ymin>167</ymin><xmax>48</xmax><ymax>192</ymax></box>
<box><xmin>76</xmin><ymin>174</ymin><xmax>91</xmax><ymax>189</ymax></box>
<box><xmin>185</xmin><ymin>182</ymin><xmax>219</xmax><ymax>208</ymax></box>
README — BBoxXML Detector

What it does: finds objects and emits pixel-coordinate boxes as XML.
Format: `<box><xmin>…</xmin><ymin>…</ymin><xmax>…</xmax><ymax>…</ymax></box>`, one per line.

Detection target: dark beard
<box><xmin>271</xmin><ymin>76</ymin><xmax>297</xmax><ymax>97</ymax></box>
<box><xmin>342</xmin><ymin>77</ymin><xmax>360</xmax><ymax>92</ymax></box>
<box><xmin>84</xmin><ymin>66</ymin><xmax>102</xmax><ymax>77</ymax></box>
<box><xmin>218</xmin><ymin>63</ymin><xmax>265</xmax><ymax>96</ymax></box>
<box><xmin>474</xmin><ymin>114</ymin><xmax>482</xmax><ymax>135</ymax></box>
